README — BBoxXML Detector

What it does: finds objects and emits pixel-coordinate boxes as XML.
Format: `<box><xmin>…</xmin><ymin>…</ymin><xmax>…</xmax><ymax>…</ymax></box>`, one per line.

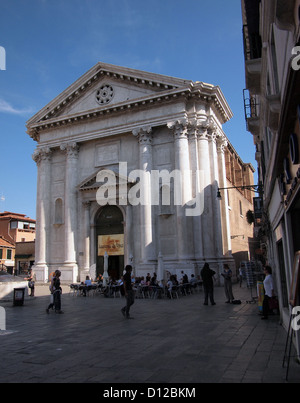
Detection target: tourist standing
<box><xmin>121</xmin><ymin>265</ymin><xmax>135</xmax><ymax>319</ymax></box>
<box><xmin>46</xmin><ymin>270</ymin><xmax>64</xmax><ymax>314</ymax></box>
<box><xmin>222</xmin><ymin>264</ymin><xmax>235</xmax><ymax>303</ymax></box>
<box><xmin>25</xmin><ymin>268</ymin><xmax>36</xmax><ymax>297</ymax></box>
<box><xmin>200</xmin><ymin>262</ymin><xmax>216</xmax><ymax>306</ymax></box>
<box><xmin>262</xmin><ymin>266</ymin><xmax>275</xmax><ymax>320</ymax></box>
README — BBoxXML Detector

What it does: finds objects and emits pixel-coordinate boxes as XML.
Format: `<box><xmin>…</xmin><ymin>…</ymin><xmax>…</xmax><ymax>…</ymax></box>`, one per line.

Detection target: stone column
<box><xmin>187</xmin><ymin>121</ymin><xmax>203</xmax><ymax>259</ymax></box>
<box><xmin>208</xmin><ymin>124</ymin><xmax>223</xmax><ymax>258</ymax></box>
<box><xmin>83</xmin><ymin>201</ymin><xmax>91</xmax><ymax>272</ymax></box>
<box><xmin>197</xmin><ymin>119</ymin><xmax>214</xmax><ymax>258</ymax></box>
<box><xmin>167</xmin><ymin>120</ymin><xmax>192</xmax><ymax>260</ymax></box>
<box><xmin>217</xmin><ymin>137</ymin><xmax>232</xmax><ymax>255</ymax></box>
<box><xmin>132</xmin><ymin>126</ymin><xmax>155</xmax><ymax>267</ymax></box>
<box><xmin>32</xmin><ymin>147</ymin><xmax>52</xmax><ymax>282</ymax></box>
<box><xmin>60</xmin><ymin>142</ymin><xmax>79</xmax><ymax>282</ymax></box>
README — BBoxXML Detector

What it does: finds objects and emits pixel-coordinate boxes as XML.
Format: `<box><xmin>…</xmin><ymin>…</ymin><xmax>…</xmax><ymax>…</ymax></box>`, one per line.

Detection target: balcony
<box><xmin>243</xmin><ymin>89</ymin><xmax>260</xmax><ymax>135</ymax></box>
<box><xmin>243</xmin><ymin>24</ymin><xmax>262</xmax><ymax>93</ymax></box>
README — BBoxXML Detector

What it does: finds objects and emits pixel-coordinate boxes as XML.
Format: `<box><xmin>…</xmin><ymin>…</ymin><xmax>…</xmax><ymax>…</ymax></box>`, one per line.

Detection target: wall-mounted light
<box><xmin>217</xmin><ymin>183</ymin><xmax>263</xmax><ymax>200</ymax></box>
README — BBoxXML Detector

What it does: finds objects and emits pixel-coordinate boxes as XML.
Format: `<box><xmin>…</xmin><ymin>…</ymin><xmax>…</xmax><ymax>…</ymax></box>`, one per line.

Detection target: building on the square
<box><xmin>241</xmin><ymin>0</ymin><xmax>300</xmax><ymax>353</ymax></box>
<box><xmin>27</xmin><ymin>62</ymin><xmax>255</xmax><ymax>284</ymax></box>
<box><xmin>0</xmin><ymin>236</ymin><xmax>15</xmax><ymax>273</ymax></box>
<box><xmin>0</xmin><ymin>211</ymin><xmax>36</xmax><ymax>243</ymax></box>
<box><xmin>14</xmin><ymin>240</ymin><xmax>35</xmax><ymax>276</ymax></box>
<box><xmin>0</xmin><ymin>211</ymin><xmax>36</xmax><ymax>273</ymax></box>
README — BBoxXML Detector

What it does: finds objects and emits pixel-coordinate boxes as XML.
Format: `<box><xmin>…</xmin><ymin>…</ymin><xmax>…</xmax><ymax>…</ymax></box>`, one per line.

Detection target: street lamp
<box><xmin>217</xmin><ymin>183</ymin><xmax>263</xmax><ymax>200</ymax></box>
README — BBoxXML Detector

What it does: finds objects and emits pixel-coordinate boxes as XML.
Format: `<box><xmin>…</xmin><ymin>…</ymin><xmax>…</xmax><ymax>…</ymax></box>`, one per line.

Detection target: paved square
<box><xmin>0</xmin><ymin>283</ymin><xmax>299</xmax><ymax>383</ymax></box>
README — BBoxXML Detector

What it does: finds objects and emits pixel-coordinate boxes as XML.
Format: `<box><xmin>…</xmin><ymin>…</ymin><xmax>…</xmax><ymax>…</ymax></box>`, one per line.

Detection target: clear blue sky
<box><xmin>0</xmin><ymin>0</ymin><xmax>255</xmax><ymax>219</ymax></box>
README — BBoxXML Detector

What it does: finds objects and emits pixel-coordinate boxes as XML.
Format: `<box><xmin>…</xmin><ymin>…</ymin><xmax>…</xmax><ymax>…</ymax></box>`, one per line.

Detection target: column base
<box><xmin>58</xmin><ymin>263</ymin><xmax>78</xmax><ymax>283</ymax></box>
<box><xmin>32</xmin><ymin>264</ymin><xmax>49</xmax><ymax>283</ymax></box>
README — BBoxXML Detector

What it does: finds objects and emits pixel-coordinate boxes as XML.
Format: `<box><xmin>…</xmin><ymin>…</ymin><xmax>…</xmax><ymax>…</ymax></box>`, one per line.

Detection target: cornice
<box><xmin>26</xmin><ymin>62</ymin><xmax>189</xmax><ymax>128</ymax></box>
<box><xmin>26</xmin><ymin>63</ymin><xmax>233</xmax><ymax>141</ymax></box>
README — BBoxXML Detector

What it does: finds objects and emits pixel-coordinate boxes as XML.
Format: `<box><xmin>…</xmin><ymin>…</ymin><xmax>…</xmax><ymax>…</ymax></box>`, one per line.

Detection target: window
<box><xmin>227</xmin><ymin>190</ymin><xmax>231</xmax><ymax>208</ymax></box>
<box><xmin>160</xmin><ymin>184</ymin><xmax>174</xmax><ymax>215</ymax></box>
<box><xmin>54</xmin><ymin>198</ymin><xmax>64</xmax><ymax>224</ymax></box>
<box><xmin>277</xmin><ymin>240</ymin><xmax>288</xmax><ymax>308</ymax></box>
<box><xmin>270</xmin><ymin>28</ymin><xmax>279</xmax><ymax>94</ymax></box>
<box><xmin>10</xmin><ymin>221</ymin><xmax>17</xmax><ymax>229</ymax></box>
<box><xmin>239</xmin><ymin>200</ymin><xmax>243</xmax><ymax>217</ymax></box>
<box><xmin>7</xmin><ymin>249</ymin><xmax>12</xmax><ymax>260</ymax></box>
<box><xmin>0</xmin><ymin>249</ymin><xmax>2</xmax><ymax>259</ymax></box>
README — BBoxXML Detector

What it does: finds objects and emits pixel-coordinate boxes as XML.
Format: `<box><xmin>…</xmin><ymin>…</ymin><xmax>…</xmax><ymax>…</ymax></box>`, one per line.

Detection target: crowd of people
<box><xmin>22</xmin><ymin>261</ymin><xmax>277</xmax><ymax>321</ymax></box>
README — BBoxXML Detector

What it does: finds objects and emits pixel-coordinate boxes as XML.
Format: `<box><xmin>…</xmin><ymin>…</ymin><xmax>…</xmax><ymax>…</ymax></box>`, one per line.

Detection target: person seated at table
<box><xmin>85</xmin><ymin>276</ymin><xmax>92</xmax><ymax>286</ymax></box>
<box><xmin>97</xmin><ymin>274</ymin><xmax>103</xmax><ymax>284</ymax></box>
<box><xmin>150</xmin><ymin>273</ymin><xmax>158</xmax><ymax>287</ymax></box>
<box><xmin>189</xmin><ymin>274</ymin><xmax>197</xmax><ymax>291</ymax></box>
<box><xmin>166</xmin><ymin>276</ymin><xmax>174</xmax><ymax>298</ymax></box>
<box><xmin>180</xmin><ymin>270</ymin><xmax>189</xmax><ymax>284</ymax></box>
<box><xmin>173</xmin><ymin>274</ymin><xmax>179</xmax><ymax>285</ymax></box>
<box><xmin>140</xmin><ymin>276</ymin><xmax>146</xmax><ymax>285</ymax></box>
<box><xmin>80</xmin><ymin>276</ymin><xmax>92</xmax><ymax>296</ymax></box>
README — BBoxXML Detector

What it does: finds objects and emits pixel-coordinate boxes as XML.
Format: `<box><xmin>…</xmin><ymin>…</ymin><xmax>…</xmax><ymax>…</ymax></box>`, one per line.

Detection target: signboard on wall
<box><xmin>253</xmin><ymin>197</ymin><xmax>263</xmax><ymax>219</ymax></box>
<box><xmin>98</xmin><ymin>234</ymin><xmax>124</xmax><ymax>256</ymax></box>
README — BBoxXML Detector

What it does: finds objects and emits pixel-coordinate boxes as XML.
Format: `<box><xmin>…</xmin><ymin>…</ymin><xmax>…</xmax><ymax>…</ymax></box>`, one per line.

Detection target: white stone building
<box><xmin>27</xmin><ymin>62</ymin><xmax>250</xmax><ymax>284</ymax></box>
<box><xmin>242</xmin><ymin>0</ymin><xmax>300</xmax><ymax>355</ymax></box>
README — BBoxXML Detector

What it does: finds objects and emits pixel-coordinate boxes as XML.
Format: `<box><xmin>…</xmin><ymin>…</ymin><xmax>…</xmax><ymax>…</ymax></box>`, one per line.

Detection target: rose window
<box><xmin>95</xmin><ymin>84</ymin><xmax>114</xmax><ymax>105</ymax></box>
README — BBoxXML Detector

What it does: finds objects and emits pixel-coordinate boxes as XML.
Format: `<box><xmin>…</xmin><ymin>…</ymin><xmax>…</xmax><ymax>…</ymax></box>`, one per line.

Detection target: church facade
<box><xmin>27</xmin><ymin>62</ymin><xmax>252</xmax><ymax>283</ymax></box>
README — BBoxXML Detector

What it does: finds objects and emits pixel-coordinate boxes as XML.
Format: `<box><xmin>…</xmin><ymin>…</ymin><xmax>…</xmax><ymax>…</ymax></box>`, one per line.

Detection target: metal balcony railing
<box><xmin>243</xmin><ymin>89</ymin><xmax>259</xmax><ymax>131</ymax></box>
<box><xmin>243</xmin><ymin>24</ymin><xmax>262</xmax><ymax>61</ymax></box>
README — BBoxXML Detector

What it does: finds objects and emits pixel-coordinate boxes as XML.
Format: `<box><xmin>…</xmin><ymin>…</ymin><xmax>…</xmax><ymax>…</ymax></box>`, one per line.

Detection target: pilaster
<box><xmin>60</xmin><ymin>142</ymin><xmax>79</xmax><ymax>282</ymax></box>
<box><xmin>32</xmin><ymin>147</ymin><xmax>52</xmax><ymax>282</ymax></box>
<box><xmin>132</xmin><ymin>127</ymin><xmax>155</xmax><ymax>267</ymax></box>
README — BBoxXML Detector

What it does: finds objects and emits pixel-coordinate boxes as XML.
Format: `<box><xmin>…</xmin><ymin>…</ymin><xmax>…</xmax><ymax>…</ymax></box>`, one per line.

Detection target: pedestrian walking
<box><xmin>46</xmin><ymin>269</ymin><xmax>64</xmax><ymax>314</ymax></box>
<box><xmin>261</xmin><ymin>265</ymin><xmax>275</xmax><ymax>320</ymax></box>
<box><xmin>222</xmin><ymin>264</ymin><xmax>235</xmax><ymax>303</ymax></box>
<box><xmin>25</xmin><ymin>268</ymin><xmax>36</xmax><ymax>297</ymax></box>
<box><xmin>121</xmin><ymin>265</ymin><xmax>135</xmax><ymax>319</ymax></box>
<box><xmin>200</xmin><ymin>262</ymin><xmax>216</xmax><ymax>305</ymax></box>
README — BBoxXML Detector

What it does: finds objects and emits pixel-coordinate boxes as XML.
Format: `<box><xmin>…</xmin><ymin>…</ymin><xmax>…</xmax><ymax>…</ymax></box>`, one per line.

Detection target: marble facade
<box><xmin>27</xmin><ymin>62</ymin><xmax>240</xmax><ymax>283</ymax></box>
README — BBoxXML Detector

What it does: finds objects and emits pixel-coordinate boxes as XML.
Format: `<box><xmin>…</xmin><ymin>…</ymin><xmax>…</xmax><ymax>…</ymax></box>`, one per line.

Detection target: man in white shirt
<box><xmin>262</xmin><ymin>266</ymin><xmax>275</xmax><ymax>319</ymax></box>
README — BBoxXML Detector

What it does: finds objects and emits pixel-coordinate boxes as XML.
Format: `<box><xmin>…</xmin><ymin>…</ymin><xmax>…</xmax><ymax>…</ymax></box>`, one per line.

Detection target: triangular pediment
<box><xmin>27</xmin><ymin>62</ymin><xmax>192</xmax><ymax>127</ymax></box>
<box><xmin>78</xmin><ymin>169</ymin><xmax>135</xmax><ymax>192</ymax></box>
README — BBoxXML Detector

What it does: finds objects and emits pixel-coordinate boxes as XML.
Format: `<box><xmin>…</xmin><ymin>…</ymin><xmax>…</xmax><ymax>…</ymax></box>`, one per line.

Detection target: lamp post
<box><xmin>217</xmin><ymin>183</ymin><xmax>263</xmax><ymax>200</ymax></box>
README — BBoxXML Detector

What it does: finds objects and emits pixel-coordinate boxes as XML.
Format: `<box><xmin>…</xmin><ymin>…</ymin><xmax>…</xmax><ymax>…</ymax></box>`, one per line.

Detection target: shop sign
<box><xmin>98</xmin><ymin>234</ymin><xmax>124</xmax><ymax>256</ymax></box>
<box><xmin>253</xmin><ymin>197</ymin><xmax>263</xmax><ymax>219</ymax></box>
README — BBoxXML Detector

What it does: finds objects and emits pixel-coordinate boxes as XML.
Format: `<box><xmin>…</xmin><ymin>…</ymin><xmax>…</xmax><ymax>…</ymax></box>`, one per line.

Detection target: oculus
<box><xmin>96</xmin><ymin>84</ymin><xmax>114</xmax><ymax>105</ymax></box>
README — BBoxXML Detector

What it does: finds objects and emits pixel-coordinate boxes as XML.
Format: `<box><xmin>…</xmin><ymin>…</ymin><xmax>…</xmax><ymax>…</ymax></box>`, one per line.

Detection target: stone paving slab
<box><xmin>0</xmin><ymin>283</ymin><xmax>300</xmax><ymax>384</ymax></box>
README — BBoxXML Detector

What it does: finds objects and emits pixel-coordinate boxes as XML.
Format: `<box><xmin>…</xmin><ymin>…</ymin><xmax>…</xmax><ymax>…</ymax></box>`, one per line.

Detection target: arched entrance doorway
<box><xmin>95</xmin><ymin>205</ymin><xmax>124</xmax><ymax>280</ymax></box>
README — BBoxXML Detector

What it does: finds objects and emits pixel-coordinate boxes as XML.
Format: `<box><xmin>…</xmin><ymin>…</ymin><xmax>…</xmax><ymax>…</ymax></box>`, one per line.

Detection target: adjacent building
<box><xmin>242</xmin><ymin>0</ymin><xmax>300</xmax><ymax>354</ymax></box>
<box><xmin>0</xmin><ymin>211</ymin><xmax>36</xmax><ymax>273</ymax></box>
<box><xmin>0</xmin><ymin>236</ymin><xmax>15</xmax><ymax>273</ymax></box>
<box><xmin>27</xmin><ymin>62</ymin><xmax>255</xmax><ymax>285</ymax></box>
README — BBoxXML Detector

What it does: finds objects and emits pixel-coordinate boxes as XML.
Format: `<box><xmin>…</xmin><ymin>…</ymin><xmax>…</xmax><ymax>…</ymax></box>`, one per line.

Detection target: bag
<box><xmin>268</xmin><ymin>296</ymin><xmax>279</xmax><ymax>310</ymax></box>
<box><xmin>28</xmin><ymin>281</ymin><xmax>34</xmax><ymax>288</ymax></box>
<box><xmin>49</xmin><ymin>294</ymin><xmax>54</xmax><ymax>304</ymax></box>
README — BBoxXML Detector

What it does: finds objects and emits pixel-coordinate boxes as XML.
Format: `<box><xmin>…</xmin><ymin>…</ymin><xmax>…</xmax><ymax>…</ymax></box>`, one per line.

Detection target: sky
<box><xmin>0</xmin><ymin>0</ymin><xmax>256</xmax><ymax>220</ymax></box>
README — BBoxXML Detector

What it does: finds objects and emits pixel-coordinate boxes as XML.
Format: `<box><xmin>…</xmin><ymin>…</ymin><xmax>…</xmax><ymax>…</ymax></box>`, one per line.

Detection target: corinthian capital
<box><xmin>32</xmin><ymin>147</ymin><xmax>52</xmax><ymax>165</ymax></box>
<box><xmin>132</xmin><ymin>126</ymin><xmax>152</xmax><ymax>145</ymax></box>
<box><xmin>60</xmin><ymin>142</ymin><xmax>79</xmax><ymax>158</ymax></box>
<box><xmin>216</xmin><ymin>136</ymin><xmax>228</xmax><ymax>153</ymax></box>
<box><xmin>167</xmin><ymin>119</ymin><xmax>188</xmax><ymax>140</ymax></box>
